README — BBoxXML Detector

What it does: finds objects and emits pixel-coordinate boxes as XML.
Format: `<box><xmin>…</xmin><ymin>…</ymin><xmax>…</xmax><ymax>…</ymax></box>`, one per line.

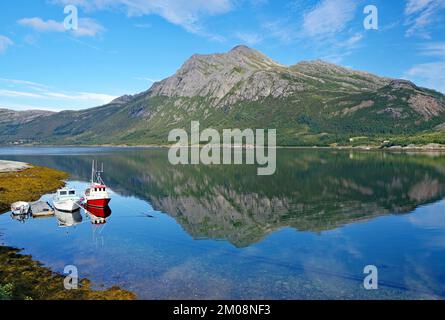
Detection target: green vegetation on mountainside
<box><xmin>1</xmin><ymin>46</ymin><xmax>445</xmax><ymax>147</ymax></box>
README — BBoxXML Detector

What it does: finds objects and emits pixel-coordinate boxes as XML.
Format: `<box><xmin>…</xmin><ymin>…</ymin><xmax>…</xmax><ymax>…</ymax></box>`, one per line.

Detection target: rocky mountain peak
<box><xmin>294</xmin><ymin>59</ymin><xmax>368</xmax><ymax>77</ymax></box>
<box><xmin>388</xmin><ymin>79</ymin><xmax>418</xmax><ymax>91</ymax></box>
<box><xmin>228</xmin><ymin>45</ymin><xmax>268</xmax><ymax>59</ymax></box>
<box><xmin>111</xmin><ymin>94</ymin><xmax>135</xmax><ymax>104</ymax></box>
<box><xmin>178</xmin><ymin>45</ymin><xmax>280</xmax><ymax>72</ymax></box>
<box><xmin>230</xmin><ymin>44</ymin><xmax>254</xmax><ymax>53</ymax></box>
<box><xmin>148</xmin><ymin>45</ymin><xmax>285</xmax><ymax>100</ymax></box>
<box><xmin>143</xmin><ymin>46</ymin><xmax>443</xmax><ymax>117</ymax></box>
<box><xmin>291</xmin><ymin>59</ymin><xmax>391</xmax><ymax>90</ymax></box>
<box><xmin>148</xmin><ymin>46</ymin><xmax>393</xmax><ymax>103</ymax></box>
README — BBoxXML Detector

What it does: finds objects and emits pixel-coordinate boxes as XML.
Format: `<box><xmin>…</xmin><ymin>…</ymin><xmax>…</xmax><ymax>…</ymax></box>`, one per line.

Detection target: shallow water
<box><xmin>1</xmin><ymin>147</ymin><xmax>445</xmax><ymax>299</ymax></box>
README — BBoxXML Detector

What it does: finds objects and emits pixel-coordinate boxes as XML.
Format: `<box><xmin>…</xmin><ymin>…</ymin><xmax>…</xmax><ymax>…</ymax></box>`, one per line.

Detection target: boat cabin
<box><xmin>57</xmin><ymin>189</ymin><xmax>77</xmax><ymax>198</ymax></box>
<box><xmin>85</xmin><ymin>184</ymin><xmax>107</xmax><ymax>196</ymax></box>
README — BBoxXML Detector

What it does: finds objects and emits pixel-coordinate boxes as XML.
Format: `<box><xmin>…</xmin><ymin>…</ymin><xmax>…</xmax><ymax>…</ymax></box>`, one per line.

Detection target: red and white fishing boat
<box><xmin>84</xmin><ymin>160</ymin><xmax>111</xmax><ymax>208</ymax></box>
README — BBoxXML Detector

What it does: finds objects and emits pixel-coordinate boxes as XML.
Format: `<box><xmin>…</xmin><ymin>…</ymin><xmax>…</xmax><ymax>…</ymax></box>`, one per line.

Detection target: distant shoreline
<box><xmin>2</xmin><ymin>143</ymin><xmax>445</xmax><ymax>152</ymax></box>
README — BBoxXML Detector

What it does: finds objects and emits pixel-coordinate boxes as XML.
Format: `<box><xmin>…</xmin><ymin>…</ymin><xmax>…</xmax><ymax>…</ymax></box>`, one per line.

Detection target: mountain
<box><xmin>0</xmin><ymin>109</ymin><xmax>55</xmax><ymax>144</ymax></box>
<box><xmin>0</xmin><ymin>108</ymin><xmax>54</xmax><ymax>125</ymax></box>
<box><xmin>1</xmin><ymin>45</ymin><xmax>445</xmax><ymax>146</ymax></box>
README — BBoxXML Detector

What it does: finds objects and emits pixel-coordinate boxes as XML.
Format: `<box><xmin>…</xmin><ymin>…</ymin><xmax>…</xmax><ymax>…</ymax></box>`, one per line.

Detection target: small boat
<box><xmin>11</xmin><ymin>201</ymin><xmax>30</xmax><ymax>215</ymax></box>
<box><xmin>53</xmin><ymin>188</ymin><xmax>81</xmax><ymax>212</ymax></box>
<box><xmin>84</xmin><ymin>160</ymin><xmax>111</xmax><ymax>208</ymax></box>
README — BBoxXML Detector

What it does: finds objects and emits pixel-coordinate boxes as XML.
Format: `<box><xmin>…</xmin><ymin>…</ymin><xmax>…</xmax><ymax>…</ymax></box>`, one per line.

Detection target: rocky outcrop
<box><xmin>389</xmin><ymin>79</ymin><xmax>419</xmax><ymax>91</ymax></box>
<box><xmin>409</xmin><ymin>94</ymin><xmax>445</xmax><ymax>120</ymax></box>
<box><xmin>0</xmin><ymin>109</ymin><xmax>53</xmax><ymax>125</ymax></box>
<box><xmin>148</xmin><ymin>46</ymin><xmax>389</xmax><ymax>108</ymax></box>
<box><xmin>148</xmin><ymin>46</ymin><xmax>286</xmax><ymax>102</ymax></box>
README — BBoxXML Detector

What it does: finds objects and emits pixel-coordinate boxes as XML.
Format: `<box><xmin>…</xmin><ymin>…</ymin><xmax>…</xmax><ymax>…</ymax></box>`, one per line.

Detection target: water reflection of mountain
<box><xmin>6</xmin><ymin>149</ymin><xmax>445</xmax><ymax>247</ymax></box>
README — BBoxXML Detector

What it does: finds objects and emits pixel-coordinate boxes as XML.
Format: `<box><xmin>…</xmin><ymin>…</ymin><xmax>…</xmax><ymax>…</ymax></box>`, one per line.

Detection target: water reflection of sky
<box><xmin>0</xmin><ymin>181</ymin><xmax>444</xmax><ymax>299</ymax></box>
<box><xmin>0</xmin><ymin>148</ymin><xmax>445</xmax><ymax>299</ymax></box>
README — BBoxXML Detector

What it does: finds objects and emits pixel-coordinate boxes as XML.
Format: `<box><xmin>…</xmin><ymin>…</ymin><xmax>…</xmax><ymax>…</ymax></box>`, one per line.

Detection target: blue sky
<box><xmin>0</xmin><ymin>0</ymin><xmax>444</xmax><ymax>111</ymax></box>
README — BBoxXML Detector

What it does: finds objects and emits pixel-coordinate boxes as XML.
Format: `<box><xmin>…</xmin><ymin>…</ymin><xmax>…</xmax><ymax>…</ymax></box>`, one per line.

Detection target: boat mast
<box><xmin>91</xmin><ymin>160</ymin><xmax>95</xmax><ymax>184</ymax></box>
<box><xmin>96</xmin><ymin>162</ymin><xmax>104</xmax><ymax>185</ymax></box>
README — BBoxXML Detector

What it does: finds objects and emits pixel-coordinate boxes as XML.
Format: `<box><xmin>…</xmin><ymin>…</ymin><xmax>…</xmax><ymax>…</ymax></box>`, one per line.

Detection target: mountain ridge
<box><xmin>1</xmin><ymin>45</ymin><xmax>445</xmax><ymax>146</ymax></box>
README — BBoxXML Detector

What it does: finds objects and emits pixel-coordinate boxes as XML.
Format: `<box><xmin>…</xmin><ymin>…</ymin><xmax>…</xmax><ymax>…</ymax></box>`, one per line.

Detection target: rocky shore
<box><xmin>0</xmin><ymin>160</ymin><xmax>31</xmax><ymax>173</ymax></box>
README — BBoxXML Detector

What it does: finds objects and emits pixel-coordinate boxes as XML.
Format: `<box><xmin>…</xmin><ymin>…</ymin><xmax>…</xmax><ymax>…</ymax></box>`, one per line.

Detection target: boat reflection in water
<box><xmin>10</xmin><ymin>211</ymin><xmax>30</xmax><ymax>224</ymax></box>
<box><xmin>83</xmin><ymin>205</ymin><xmax>112</xmax><ymax>249</ymax></box>
<box><xmin>83</xmin><ymin>205</ymin><xmax>112</xmax><ymax>225</ymax></box>
<box><xmin>55</xmin><ymin>208</ymin><xmax>83</xmax><ymax>227</ymax></box>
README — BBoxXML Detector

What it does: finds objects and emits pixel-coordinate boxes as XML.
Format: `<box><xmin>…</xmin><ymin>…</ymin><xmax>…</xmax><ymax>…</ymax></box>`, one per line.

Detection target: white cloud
<box><xmin>0</xmin><ymin>35</ymin><xmax>13</xmax><ymax>53</ymax></box>
<box><xmin>18</xmin><ymin>17</ymin><xmax>65</xmax><ymax>32</ymax></box>
<box><xmin>0</xmin><ymin>78</ymin><xmax>118</xmax><ymax>110</ymax></box>
<box><xmin>405</xmin><ymin>62</ymin><xmax>445</xmax><ymax>93</ymax></box>
<box><xmin>405</xmin><ymin>0</ymin><xmax>437</xmax><ymax>15</ymax></box>
<box><xmin>294</xmin><ymin>0</ymin><xmax>364</xmax><ymax>63</ymax></box>
<box><xmin>420</xmin><ymin>42</ymin><xmax>445</xmax><ymax>57</ymax></box>
<box><xmin>73</xmin><ymin>18</ymin><xmax>105</xmax><ymax>37</ymax></box>
<box><xmin>303</xmin><ymin>0</ymin><xmax>357</xmax><ymax>37</ymax></box>
<box><xmin>135</xmin><ymin>77</ymin><xmax>160</xmax><ymax>83</ymax></box>
<box><xmin>404</xmin><ymin>41</ymin><xmax>445</xmax><ymax>93</ymax></box>
<box><xmin>0</xmin><ymin>78</ymin><xmax>49</xmax><ymax>90</ymax></box>
<box><xmin>0</xmin><ymin>89</ymin><xmax>44</xmax><ymax>98</ymax></box>
<box><xmin>404</xmin><ymin>0</ymin><xmax>445</xmax><ymax>38</ymax></box>
<box><xmin>261</xmin><ymin>21</ymin><xmax>296</xmax><ymax>44</ymax></box>
<box><xmin>18</xmin><ymin>17</ymin><xmax>104</xmax><ymax>37</ymax></box>
<box><xmin>51</xmin><ymin>0</ymin><xmax>233</xmax><ymax>36</ymax></box>
<box><xmin>43</xmin><ymin>91</ymin><xmax>117</xmax><ymax>103</ymax></box>
<box><xmin>319</xmin><ymin>33</ymin><xmax>364</xmax><ymax>62</ymax></box>
<box><xmin>235</xmin><ymin>31</ymin><xmax>263</xmax><ymax>45</ymax></box>
<box><xmin>343</xmin><ymin>33</ymin><xmax>363</xmax><ymax>48</ymax></box>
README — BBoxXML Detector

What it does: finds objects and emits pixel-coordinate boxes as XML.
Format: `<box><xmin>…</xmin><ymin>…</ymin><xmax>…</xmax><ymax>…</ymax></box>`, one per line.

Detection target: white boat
<box><xmin>53</xmin><ymin>188</ymin><xmax>81</xmax><ymax>212</ymax></box>
<box><xmin>10</xmin><ymin>201</ymin><xmax>30</xmax><ymax>215</ymax></box>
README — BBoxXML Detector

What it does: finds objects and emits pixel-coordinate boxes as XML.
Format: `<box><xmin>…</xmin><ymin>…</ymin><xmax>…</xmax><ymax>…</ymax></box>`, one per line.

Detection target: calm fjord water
<box><xmin>1</xmin><ymin>147</ymin><xmax>445</xmax><ymax>299</ymax></box>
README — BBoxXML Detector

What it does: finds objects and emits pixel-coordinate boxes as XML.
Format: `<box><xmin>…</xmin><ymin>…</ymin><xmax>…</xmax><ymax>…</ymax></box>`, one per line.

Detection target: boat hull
<box><xmin>85</xmin><ymin>198</ymin><xmax>111</xmax><ymax>208</ymax></box>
